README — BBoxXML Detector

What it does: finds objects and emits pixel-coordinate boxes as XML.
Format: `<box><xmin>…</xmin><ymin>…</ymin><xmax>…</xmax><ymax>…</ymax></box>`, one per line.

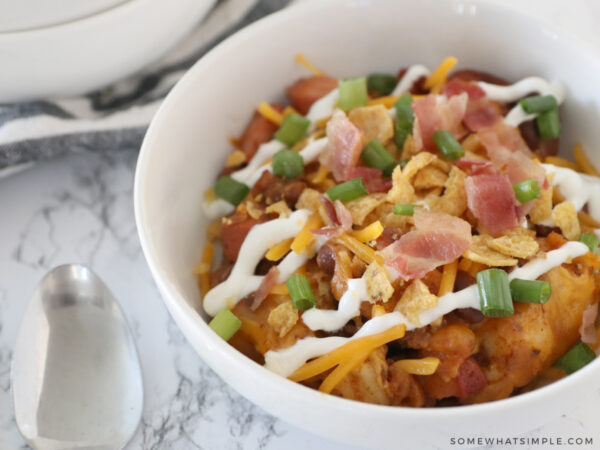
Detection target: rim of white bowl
<box><xmin>135</xmin><ymin>0</ymin><xmax>600</xmax><ymax>419</ymax></box>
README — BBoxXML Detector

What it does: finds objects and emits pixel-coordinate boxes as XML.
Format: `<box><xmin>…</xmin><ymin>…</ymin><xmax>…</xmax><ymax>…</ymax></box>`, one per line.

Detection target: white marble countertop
<box><xmin>2</xmin><ymin>1</ymin><xmax>600</xmax><ymax>449</ymax></box>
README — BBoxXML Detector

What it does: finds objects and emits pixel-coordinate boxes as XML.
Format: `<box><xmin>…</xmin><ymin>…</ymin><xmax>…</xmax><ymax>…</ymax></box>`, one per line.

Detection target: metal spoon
<box><xmin>12</xmin><ymin>264</ymin><xmax>143</xmax><ymax>450</ymax></box>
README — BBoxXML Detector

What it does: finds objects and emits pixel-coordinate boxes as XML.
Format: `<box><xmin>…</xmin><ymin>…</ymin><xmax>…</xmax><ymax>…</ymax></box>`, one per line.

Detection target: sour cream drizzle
<box><xmin>264</xmin><ymin>242</ymin><xmax>588</xmax><ymax>376</ymax></box>
<box><xmin>390</xmin><ymin>64</ymin><xmax>431</xmax><ymax>96</ymax></box>
<box><xmin>203</xmin><ymin>209</ymin><xmax>311</xmax><ymax>316</ymax></box>
<box><xmin>478</xmin><ymin>77</ymin><xmax>567</xmax><ymax>127</ymax></box>
<box><xmin>542</xmin><ymin>163</ymin><xmax>600</xmax><ymax>221</ymax></box>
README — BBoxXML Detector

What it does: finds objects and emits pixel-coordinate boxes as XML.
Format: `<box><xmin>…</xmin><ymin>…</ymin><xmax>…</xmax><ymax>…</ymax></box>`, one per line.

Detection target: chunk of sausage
<box><xmin>239</xmin><ymin>105</ymin><xmax>282</xmax><ymax>160</ymax></box>
<box><xmin>288</xmin><ymin>75</ymin><xmax>338</xmax><ymax>115</ymax></box>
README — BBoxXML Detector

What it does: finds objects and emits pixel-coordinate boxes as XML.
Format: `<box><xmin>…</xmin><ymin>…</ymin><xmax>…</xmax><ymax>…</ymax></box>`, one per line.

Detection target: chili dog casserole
<box><xmin>197</xmin><ymin>55</ymin><xmax>600</xmax><ymax>407</ymax></box>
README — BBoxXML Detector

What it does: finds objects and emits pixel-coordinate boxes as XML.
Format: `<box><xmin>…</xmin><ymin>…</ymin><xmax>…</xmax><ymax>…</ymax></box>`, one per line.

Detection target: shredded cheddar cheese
<box><xmin>294</xmin><ymin>53</ymin><xmax>323</xmax><ymax>76</ymax></box>
<box><xmin>204</xmin><ymin>187</ymin><xmax>217</xmax><ymax>203</ymax></box>
<box><xmin>283</xmin><ymin>105</ymin><xmax>299</xmax><ymax>117</ymax></box>
<box><xmin>265</xmin><ymin>238</ymin><xmax>294</xmax><ymax>261</ymax></box>
<box><xmin>367</xmin><ymin>95</ymin><xmax>399</xmax><ymax>109</ymax></box>
<box><xmin>336</xmin><ymin>233</ymin><xmax>384</xmax><ymax>265</ymax></box>
<box><xmin>291</xmin><ymin>213</ymin><xmax>323</xmax><ymax>254</ymax></box>
<box><xmin>289</xmin><ymin>324</ymin><xmax>406</xmax><ymax>383</ymax></box>
<box><xmin>544</xmin><ymin>156</ymin><xmax>580</xmax><ymax>172</ymax></box>
<box><xmin>573</xmin><ymin>144</ymin><xmax>600</xmax><ymax>177</ymax></box>
<box><xmin>319</xmin><ymin>350</ymin><xmax>371</xmax><ymax>394</ymax></box>
<box><xmin>351</xmin><ymin>220</ymin><xmax>384</xmax><ymax>242</ymax></box>
<box><xmin>257</xmin><ymin>101</ymin><xmax>284</xmax><ymax>125</ymax></box>
<box><xmin>394</xmin><ymin>357</ymin><xmax>440</xmax><ymax>375</ymax></box>
<box><xmin>309</xmin><ymin>165</ymin><xmax>329</xmax><ymax>184</ymax></box>
<box><xmin>195</xmin><ymin>242</ymin><xmax>214</xmax><ymax>296</ymax></box>
<box><xmin>225</xmin><ymin>149</ymin><xmax>247</xmax><ymax>168</ymax></box>
<box><xmin>425</xmin><ymin>56</ymin><xmax>458</xmax><ymax>94</ymax></box>
<box><xmin>438</xmin><ymin>260</ymin><xmax>458</xmax><ymax>296</ymax></box>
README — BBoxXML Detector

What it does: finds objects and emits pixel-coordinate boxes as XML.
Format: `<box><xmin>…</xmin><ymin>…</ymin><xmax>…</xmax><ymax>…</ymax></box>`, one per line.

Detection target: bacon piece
<box><xmin>251</xmin><ymin>266</ymin><xmax>280</xmax><ymax>310</ymax></box>
<box><xmin>312</xmin><ymin>199</ymin><xmax>352</xmax><ymax>238</ymax></box>
<box><xmin>412</xmin><ymin>94</ymin><xmax>468</xmax><ymax>151</ymax></box>
<box><xmin>221</xmin><ymin>217</ymin><xmax>266</xmax><ymax>261</ymax></box>
<box><xmin>455</xmin><ymin>158</ymin><xmax>496</xmax><ymax>176</ymax></box>
<box><xmin>579</xmin><ymin>303</ymin><xmax>598</xmax><ymax>345</ymax></box>
<box><xmin>478</xmin><ymin>122</ymin><xmax>546</xmax><ymax>187</ymax></box>
<box><xmin>320</xmin><ymin>110</ymin><xmax>365</xmax><ymax>182</ymax></box>
<box><xmin>287</xmin><ymin>75</ymin><xmax>338</xmax><ymax>115</ymax></box>
<box><xmin>239</xmin><ymin>105</ymin><xmax>282</xmax><ymax>159</ymax></box>
<box><xmin>442</xmin><ymin>79</ymin><xmax>485</xmax><ymax>100</ymax></box>
<box><xmin>442</xmin><ymin>79</ymin><xmax>502</xmax><ymax>132</ymax></box>
<box><xmin>381</xmin><ymin>210</ymin><xmax>472</xmax><ymax>280</ymax></box>
<box><xmin>456</xmin><ymin>357</ymin><xmax>488</xmax><ymax>399</ymax></box>
<box><xmin>465</xmin><ymin>174</ymin><xmax>520</xmax><ymax>233</ymax></box>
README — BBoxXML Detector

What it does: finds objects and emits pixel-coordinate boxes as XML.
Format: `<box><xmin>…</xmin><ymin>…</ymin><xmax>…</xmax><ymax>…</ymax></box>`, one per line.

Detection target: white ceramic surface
<box><xmin>135</xmin><ymin>0</ymin><xmax>600</xmax><ymax>448</ymax></box>
<box><xmin>0</xmin><ymin>0</ymin><xmax>215</xmax><ymax>102</ymax></box>
<box><xmin>0</xmin><ymin>0</ymin><xmax>129</xmax><ymax>32</ymax></box>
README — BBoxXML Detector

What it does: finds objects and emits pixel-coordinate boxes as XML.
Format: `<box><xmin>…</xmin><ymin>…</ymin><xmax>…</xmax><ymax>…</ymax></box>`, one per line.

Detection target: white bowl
<box><xmin>0</xmin><ymin>0</ymin><xmax>215</xmax><ymax>102</ymax></box>
<box><xmin>134</xmin><ymin>1</ymin><xmax>600</xmax><ymax>448</ymax></box>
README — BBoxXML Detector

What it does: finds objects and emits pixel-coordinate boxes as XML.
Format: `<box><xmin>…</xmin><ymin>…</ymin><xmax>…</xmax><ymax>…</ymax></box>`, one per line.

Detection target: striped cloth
<box><xmin>0</xmin><ymin>0</ymin><xmax>291</xmax><ymax>177</ymax></box>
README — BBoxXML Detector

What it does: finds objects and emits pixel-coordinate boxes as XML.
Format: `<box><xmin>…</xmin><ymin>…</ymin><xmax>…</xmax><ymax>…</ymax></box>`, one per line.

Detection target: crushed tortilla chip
<box><xmin>394</xmin><ymin>279</ymin><xmax>438</xmax><ymax>326</ymax></box>
<box><xmin>373</xmin><ymin>202</ymin><xmax>413</xmax><ymax>230</ymax></box>
<box><xmin>246</xmin><ymin>201</ymin><xmax>263</xmax><ymax>220</ymax></box>
<box><xmin>267</xmin><ymin>302</ymin><xmax>298</xmax><ymax>338</ymax></box>
<box><xmin>428</xmin><ymin>166</ymin><xmax>467</xmax><ymax>216</ymax></box>
<box><xmin>552</xmin><ymin>201</ymin><xmax>581</xmax><ymax>240</ymax></box>
<box><xmin>413</xmin><ymin>165</ymin><xmax>448</xmax><ymax>190</ymax></box>
<box><xmin>488</xmin><ymin>235</ymin><xmax>539</xmax><ymax>259</ymax></box>
<box><xmin>402</xmin><ymin>152</ymin><xmax>437</xmax><ymax>180</ymax></box>
<box><xmin>348</xmin><ymin>104</ymin><xmax>394</xmax><ymax>145</ymax></box>
<box><xmin>400</xmin><ymin>134</ymin><xmax>422</xmax><ymax>159</ymax></box>
<box><xmin>345</xmin><ymin>193</ymin><xmax>387</xmax><ymax>226</ymax></box>
<box><xmin>501</xmin><ymin>226</ymin><xmax>536</xmax><ymax>238</ymax></box>
<box><xmin>266</xmin><ymin>200</ymin><xmax>292</xmax><ymax>218</ymax></box>
<box><xmin>463</xmin><ymin>235</ymin><xmax>518</xmax><ymax>266</ymax></box>
<box><xmin>364</xmin><ymin>262</ymin><xmax>393</xmax><ymax>304</ymax></box>
<box><xmin>461</xmin><ymin>133</ymin><xmax>483</xmax><ymax>153</ymax></box>
<box><xmin>529</xmin><ymin>175</ymin><xmax>554</xmax><ymax>224</ymax></box>
<box><xmin>295</xmin><ymin>188</ymin><xmax>330</xmax><ymax>224</ymax></box>
<box><xmin>387</xmin><ymin>165</ymin><xmax>416</xmax><ymax>204</ymax></box>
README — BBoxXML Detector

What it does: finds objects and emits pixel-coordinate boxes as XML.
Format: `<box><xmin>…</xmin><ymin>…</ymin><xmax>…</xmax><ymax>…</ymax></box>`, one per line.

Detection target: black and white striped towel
<box><xmin>0</xmin><ymin>0</ymin><xmax>291</xmax><ymax>177</ymax></box>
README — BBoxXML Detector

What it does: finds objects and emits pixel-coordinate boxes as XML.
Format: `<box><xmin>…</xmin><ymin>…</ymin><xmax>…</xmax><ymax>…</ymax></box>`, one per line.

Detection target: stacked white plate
<box><xmin>0</xmin><ymin>0</ymin><xmax>215</xmax><ymax>102</ymax></box>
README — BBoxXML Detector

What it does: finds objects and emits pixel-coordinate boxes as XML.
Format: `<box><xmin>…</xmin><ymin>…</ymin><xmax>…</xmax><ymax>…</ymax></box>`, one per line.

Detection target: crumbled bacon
<box><xmin>251</xmin><ymin>266</ymin><xmax>280</xmax><ymax>310</ymax></box>
<box><xmin>412</xmin><ymin>94</ymin><xmax>468</xmax><ymax>151</ymax></box>
<box><xmin>381</xmin><ymin>210</ymin><xmax>472</xmax><ymax>280</ymax></box>
<box><xmin>320</xmin><ymin>110</ymin><xmax>365</xmax><ymax>182</ymax></box>
<box><xmin>579</xmin><ymin>303</ymin><xmax>598</xmax><ymax>345</ymax></box>
<box><xmin>455</xmin><ymin>158</ymin><xmax>496</xmax><ymax>176</ymax></box>
<box><xmin>465</xmin><ymin>174</ymin><xmax>520</xmax><ymax>234</ymax></box>
<box><xmin>312</xmin><ymin>198</ymin><xmax>352</xmax><ymax>238</ymax></box>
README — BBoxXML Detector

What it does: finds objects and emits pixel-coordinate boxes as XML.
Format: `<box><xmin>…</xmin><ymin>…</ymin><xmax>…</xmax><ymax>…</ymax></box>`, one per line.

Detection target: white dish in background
<box><xmin>134</xmin><ymin>0</ymin><xmax>600</xmax><ymax>448</ymax></box>
<box><xmin>0</xmin><ymin>0</ymin><xmax>215</xmax><ymax>102</ymax></box>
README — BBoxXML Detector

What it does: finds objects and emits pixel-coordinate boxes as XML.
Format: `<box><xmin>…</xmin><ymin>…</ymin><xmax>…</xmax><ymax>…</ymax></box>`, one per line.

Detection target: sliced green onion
<box><xmin>326</xmin><ymin>177</ymin><xmax>368</xmax><ymax>202</ymax></box>
<box><xmin>393</xmin><ymin>204</ymin><xmax>416</xmax><ymax>215</ymax></box>
<box><xmin>553</xmin><ymin>342</ymin><xmax>596</xmax><ymax>374</ymax></box>
<box><xmin>367</xmin><ymin>73</ymin><xmax>398</xmax><ymax>95</ymax></box>
<box><xmin>394</xmin><ymin>92</ymin><xmax>414</xmax><ymax>131</ymax></box>
<box><xmin>579</xmin><ymin>232</ymin><xmax>599</xmax><ymax>253</ymax></box>
<box><xmin>536</xmin><ymin>108</ymin><xmax>561</xmax><ymax>139</ymax></box>
<box><xmin>286</xmin><ymin>273</ymin><xmax>316</xmax><ymax>311</ymax></box>
<box><xmin>214</xmin><ymin>176</ymin><xmax>250</xmax><ymax>206</ymax></box>
<box><xmin>509</xmin><ymin>279</ymin><xmax>552</xmax><ymax>304</ymax></box>
<box><xmin>519</xmin><ymin>95</ymin><xmax>558</xmax><ymax>114</ymax></box>
<box><xmin>394</xmin><ymin>122</ymin><xmax>409</xmax><ymax>149</ymax></box>
<box><xmin>476</xmin><ymin>269</ymin><xmax>514</xmax><ymax>317</ymax></box>
<box><xmin>361</xmin><ymin>139</ymin><xmax>394</xmax><ymax>171</ymax></box>
<box><xmin>383</xmin><ymin>159</ymin><xmax>408</xmax><ymax>177</ymax></box>
<box><xmin>432</xmin><ymin>130</ymin><xmax>465</xmax><ymax>160</ymax></box>
<box><xmin>209</xmin><ymin>308</ymin><xmax>242</xmax><ymax>341</ymax></box>
<box><xmin>274</xmin><ymin>113</ymin><xmax>310</xmax><ymax>147</ymax></box>
<box><xmin>338</xmin><ymin>77</ymin><xmax>368</xmax><ymax>111</ymax></box>
<box><xmin>272</xmin><ymin>149</ymin><xmax>304</xmax><ymax>178</ymax></box>
<box><xmin>513</xmin><ymin>178</ymin><xmax>541</xmax><ymax>203</ymax></box>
